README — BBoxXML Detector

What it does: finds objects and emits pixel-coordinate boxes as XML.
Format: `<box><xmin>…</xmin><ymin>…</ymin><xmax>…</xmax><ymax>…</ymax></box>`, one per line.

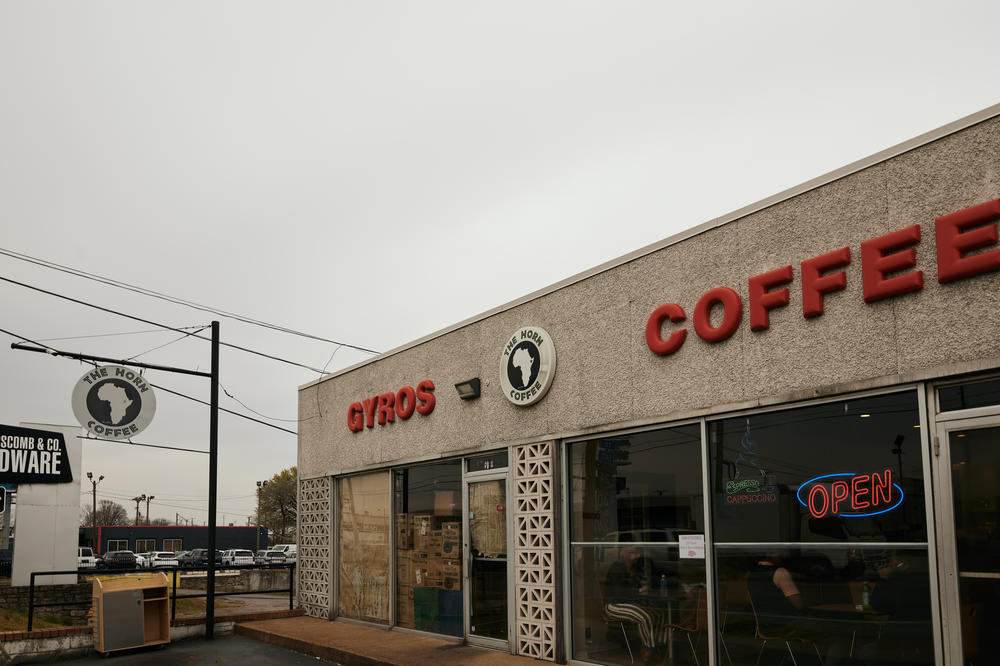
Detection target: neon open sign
<box><xmin>797</xmin><ymin>470</ymin><xmax>904</xmax><ymax>518</ymax></box>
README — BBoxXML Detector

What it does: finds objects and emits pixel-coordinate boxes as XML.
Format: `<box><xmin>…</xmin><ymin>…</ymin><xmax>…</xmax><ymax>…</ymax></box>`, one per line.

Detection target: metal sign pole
<box><xmin>206</xmin><ymin>321</ymin><xmax>220</xmax><ymax>639</ymax></box>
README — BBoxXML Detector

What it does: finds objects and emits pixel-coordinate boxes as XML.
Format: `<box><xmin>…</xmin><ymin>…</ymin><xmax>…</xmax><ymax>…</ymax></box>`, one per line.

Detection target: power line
<box><xmin>0</xmin><ymin>247</ymin><xmax>380</xmax><ymax>355</ymax></box>
<box><xmin>0</xmin><ymin>324</ymin><xmax>297</xmax><ymax>436</ymax></box>
<box><xmin>0</xmin><ymin>274</ymin><xmax>331</xmax><ymax>374</ymax></box>
<box><xmin>219</xmin><ymin>382</ymin><xmax>299</xmax><ymax>423</ymax></box>
<box><xmin>152</xmin><ymin>381</ymin><xmax>297</xmax><ymax>435</ymax></box>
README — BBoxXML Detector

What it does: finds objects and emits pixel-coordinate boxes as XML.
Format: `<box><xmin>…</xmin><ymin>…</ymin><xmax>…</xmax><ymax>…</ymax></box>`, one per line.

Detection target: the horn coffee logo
<box><xmin>499</xmin><ymin>326</ymin><xmax>556</xmax><ymax>407</ymax></box>
<box><xmin>72</xmin><ymin>365</ymin><xmax>157</xmax><ymax>440</ymax></box>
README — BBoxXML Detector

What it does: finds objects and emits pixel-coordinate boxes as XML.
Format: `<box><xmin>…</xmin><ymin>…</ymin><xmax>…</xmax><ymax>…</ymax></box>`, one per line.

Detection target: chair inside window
<box><xmin>665</xmin><ymin>585</ymin><xmax>709</xmax><ymax>666</ymax></box>
<box><xmin>601</xmin><ymin>595</ymin><xmax>636</xmax><ymax>664</ymax></box>
<box><xmin>746</xmin><ymin>590</ymin><xmax>824</xmax><ymax>666</ymax></box>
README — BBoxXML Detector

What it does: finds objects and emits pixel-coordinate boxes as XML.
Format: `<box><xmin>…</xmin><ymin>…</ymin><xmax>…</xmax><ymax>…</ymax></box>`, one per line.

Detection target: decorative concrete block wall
<box><xmin>513</xmin><ymin>441</ymin><xmax>556</xmax><ymax>661</ymax></box>
<box><xmin>297</xmin><ymin>475</ymin><xmax>332</xmax><ymax>618</ymax></box>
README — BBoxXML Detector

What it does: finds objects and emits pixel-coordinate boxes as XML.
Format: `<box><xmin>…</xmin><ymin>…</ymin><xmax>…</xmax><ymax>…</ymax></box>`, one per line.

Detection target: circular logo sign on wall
<box><xmin>499</xmin><ymin>326</ymin><xmax>556</xmax><ymax>407</ymax></box>
<box><xmin>72</xmin><ymin>365</ymin><xmax>156</xmax><ymax>439</ymax></box>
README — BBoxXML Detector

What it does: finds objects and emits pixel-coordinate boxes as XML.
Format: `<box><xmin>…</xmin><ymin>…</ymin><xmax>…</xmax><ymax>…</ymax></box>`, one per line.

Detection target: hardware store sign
<box><xmin>0</xmin><ymin>424</ymin><xmax>72</xmax><ymax>483</ymax></box>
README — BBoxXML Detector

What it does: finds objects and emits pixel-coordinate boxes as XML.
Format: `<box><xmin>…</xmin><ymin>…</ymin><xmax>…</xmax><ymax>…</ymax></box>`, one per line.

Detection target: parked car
<box><xmin>221</xmin><ymin>549</ymin><xmax>254</xmax><ymax>566</ymax></box>
<box><xmin>272</xmin><ymin>544</ymin><xmax>296</xmax><ymax>562</ymax></box>
<box><xmin>135</xmin><ymin>553</ymin><xmax>151</xmax><ymax>568</ymax></box>
<box><xmin>148</xmin><ymin>551</ymin><xmax>179</xmax><ymax>568</ymax></box>
<box><xmin>78</xmin><ymin>547</ymin><xmax>97</xmax><ymax>569</ymax></box>
<box><xmin>103</xmin><ymin>550</ymin><xmax>138</xmax><ymax>569</ymax></box>
<box><xmin>253</xmin><ymin>550</ymin><xmax>270</xmax><ymax>565</ymax></box>
<box><xmin>181</xmin><ymin>548</ymin><xmax>223</xmax><ymax>568</ymax></box>
<box><xmin>258</xmin><ymin>550</ymin><xmax>287</xmax><ymax>565</ymax></box>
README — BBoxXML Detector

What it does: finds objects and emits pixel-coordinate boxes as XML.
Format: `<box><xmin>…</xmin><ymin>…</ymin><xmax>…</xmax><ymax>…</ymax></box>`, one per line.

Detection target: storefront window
<box><xmin>569</xmin><ymin>424</ymin><xmax>705</xmax><ymax>664</ymax></box>
<box><xmin>338</xmin><ymin>472</ymin><xmax>390</xmax><ymax>623</ymax></box>
<box><xmin>393</xmin><ymin>462</ymin><xmax>462</xmax><ymax>635</ymax></box>
<box><xmin>710</xmin><ymin>391</ymin><xmax>933</xmax><ymax>665</ymax></box>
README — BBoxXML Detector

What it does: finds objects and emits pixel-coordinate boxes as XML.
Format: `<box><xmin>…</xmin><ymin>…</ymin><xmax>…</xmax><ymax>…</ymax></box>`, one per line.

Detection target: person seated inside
<box><xmin>604</xmin><ymin>546</ymin><xmax>669</xmax><ymax>663</ymax></box>
<box><xmin>858</xmin><ymin>550</ymin><xmax>934</xmax><ymax>665</ymax></box>
<box><xmin>748</xmin><ymin>551</ymin><xmax>849</xmax><ymax>665</ymax></box>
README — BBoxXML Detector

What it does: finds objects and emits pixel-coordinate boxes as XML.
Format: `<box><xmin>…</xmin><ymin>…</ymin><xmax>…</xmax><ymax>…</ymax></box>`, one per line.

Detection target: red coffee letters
<box><xmin>645</xmin><ymin>198</ymin><xmax>1000</xmax><ymax>356</ymax></box>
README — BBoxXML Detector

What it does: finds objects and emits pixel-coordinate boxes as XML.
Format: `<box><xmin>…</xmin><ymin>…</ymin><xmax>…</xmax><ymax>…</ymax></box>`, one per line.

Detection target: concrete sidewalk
<box><xmin>235</xmin><ymin>616</ymin><xmax>550</xmax><ymax>666</ymax></box>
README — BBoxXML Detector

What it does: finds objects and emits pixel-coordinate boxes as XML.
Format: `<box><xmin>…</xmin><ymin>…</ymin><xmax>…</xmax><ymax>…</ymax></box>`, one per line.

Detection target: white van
<box><xmin>78</xmin><ymin>547</ymin><xmax>97</xmax><ymax>569</ymax></box>
<box><xmin>272</xmin><ymin>544</ymin><xmax>296</xmax><ymax>561</ymax></box>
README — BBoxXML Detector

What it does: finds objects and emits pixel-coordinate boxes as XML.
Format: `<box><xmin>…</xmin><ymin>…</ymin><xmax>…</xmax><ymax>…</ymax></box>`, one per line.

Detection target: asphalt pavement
<box><xmin>57</xmin><ymin>634</ymin><xmax>338</xmax><ymax>665</ymax></box>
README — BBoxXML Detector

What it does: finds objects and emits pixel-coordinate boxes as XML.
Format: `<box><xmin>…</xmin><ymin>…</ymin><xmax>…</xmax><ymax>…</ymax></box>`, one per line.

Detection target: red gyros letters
<box><xmin>347</xmin><ymin>380</ymin><xmax>435</xmax><ymax>432</ymax></box>
<box><xmin>415</xmin><ymin>380</ymin><xmax>436</xmax><ymax>415</ymax></box>
<box><xmin>347</xmin><ymin>402</ymin><xmax>364</xmax><ymax>432</ymax></box>
<box><xmin>395</xmin><ymin>386</ymin><xmax>416</xmax><ymax>419</ymax></box>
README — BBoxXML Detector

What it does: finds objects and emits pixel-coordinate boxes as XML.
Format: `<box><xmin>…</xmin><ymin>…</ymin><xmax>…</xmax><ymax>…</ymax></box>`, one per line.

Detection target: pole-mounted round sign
<box><xmin>72</xmin><ymin>365</ymin><xmax>156</xmax><ymax>439</ymax></box>
<box><xmin>499</xmin><ymin>325</ymin><xmax>557</xmax><ymax>407</ymax></box>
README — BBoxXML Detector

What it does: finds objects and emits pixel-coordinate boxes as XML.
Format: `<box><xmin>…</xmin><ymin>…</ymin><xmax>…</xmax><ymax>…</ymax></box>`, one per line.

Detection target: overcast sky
<box><xmin>1</xmin><ymin>1</ymin><xmax>998</xmax><ymax>526</ymax></box>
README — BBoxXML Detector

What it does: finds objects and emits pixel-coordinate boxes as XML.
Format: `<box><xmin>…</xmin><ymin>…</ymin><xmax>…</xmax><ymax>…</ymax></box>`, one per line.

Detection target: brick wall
<box><xmin>0</xmin><ymin>582</ymin><xmax>91</xmax><ymax>623</ymax></box>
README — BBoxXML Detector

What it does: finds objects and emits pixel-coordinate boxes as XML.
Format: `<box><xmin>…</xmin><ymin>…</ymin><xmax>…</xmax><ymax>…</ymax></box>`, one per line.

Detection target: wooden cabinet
<box><xmin>92</xmin><ymin>573</ymin><xmax>170</xmax><ymax>653</ymax></box>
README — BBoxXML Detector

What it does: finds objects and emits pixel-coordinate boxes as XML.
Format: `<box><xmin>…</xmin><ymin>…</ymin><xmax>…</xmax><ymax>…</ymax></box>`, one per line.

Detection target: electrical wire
<box><xmin>35</xmin><ymin>326</ymin><xmax>204</xmax><ymax>342</ymax></box>
<box><xmin>151</xmin><ymin>382</ymin><xmax>297</xmax><ymax>435</ymax></box>
<box><xmin>219</xmin><ymin>382</ymin><xmax>299</xmax><ymax>423</ymax></box>
<box><xmin>0</xmin><ymin>324</ymin><xmax>297</xmax><ymax>436</ymax></box>
<box><xmin>0</xmin><ymin>247</ymin><xmax>380</xmax><ymax>355</ymax></box>
<box><xmin>125</xmin><ymin>326</ymin><xmax>209</xmax><ymax>361</ymax></box>
<box><xmin>0</xmin><ymin>274</ymin><xmax>335</xmax><ymax>374</ymax></box>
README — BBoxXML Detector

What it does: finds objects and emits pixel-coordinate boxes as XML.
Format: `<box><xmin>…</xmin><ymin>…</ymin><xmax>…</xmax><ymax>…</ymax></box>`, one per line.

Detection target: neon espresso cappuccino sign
<box><xmin>797</xmin><ymin>470</ymin><xmax>903</xmax><ymax>518</ymax></box>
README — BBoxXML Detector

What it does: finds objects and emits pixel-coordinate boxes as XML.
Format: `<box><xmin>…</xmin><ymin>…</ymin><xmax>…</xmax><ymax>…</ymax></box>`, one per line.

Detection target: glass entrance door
<box><xmin>464</xmin><ymin>473</ymin><xmax>509</xmax><ymax>647</ymax></box>
<box><xmin>936</xmin><ymin>417</ymin><xmax>1000</xmax><ymax>664</ymax></box>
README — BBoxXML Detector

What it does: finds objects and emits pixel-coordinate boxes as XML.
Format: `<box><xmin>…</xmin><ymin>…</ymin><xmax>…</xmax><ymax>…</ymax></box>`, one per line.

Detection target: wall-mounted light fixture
<box><xmin>454</xmin><ymin>378</ymin><xmax>481</xmax><ymax>400</ymax></box>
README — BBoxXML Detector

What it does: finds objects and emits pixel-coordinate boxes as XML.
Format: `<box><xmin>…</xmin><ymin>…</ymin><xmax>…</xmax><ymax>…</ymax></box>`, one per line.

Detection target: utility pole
<box><xmin>206</xmin><ymin>321</ymin><xmax>220</xmax><ymax>639</ymax></box>
<box><xmin>87</xmin><ymin>472</ymin><xmax>104</xmax><ymax>553</ymax></box>
<box><xmin>256</xmin><ymin>479</ymin><xmax>268</xmax><ymax>552</ymax></box>
<box><xmin>8</xmin><ymin>319</ymin><xmax>223</xmax><ymax>642</ymax></box>
<box><xmin>145</xmin><ymin>495</ymin><xmax>155</xmax><ymax>523</ymax></box>
<box><xmin>132</xmin><ymin>494</ymin><xmax>146</xmax><ymax>525</ymax></box>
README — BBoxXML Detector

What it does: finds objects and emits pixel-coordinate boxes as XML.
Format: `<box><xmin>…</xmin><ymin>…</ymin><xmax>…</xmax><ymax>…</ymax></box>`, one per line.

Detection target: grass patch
<box><xmin>173</xmin><ymin>597</ymin><xmax>246</xmax><ymax>617</ymax></box>
<box><xmin>0</xmin><ymin>608</ymin><xmax>83</xmax><ymax>632</ymax></box>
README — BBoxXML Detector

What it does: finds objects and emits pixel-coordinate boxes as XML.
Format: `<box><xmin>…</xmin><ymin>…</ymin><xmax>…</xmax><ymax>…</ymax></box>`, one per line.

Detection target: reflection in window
<box><xmin>393</xmin><ymin>462</ymin><xmax>462</xmax><ymax>635</ymax></box>
<box><xmin>939</xmin><ymin>377</ymin><xmax>1000</xmax><ymax>412</ymax></box>
<box><xmin>717</xmin><ymin>546</ymin><xmax>933</xmax><ymax>665</ymax></box>
<box><xmin>571</xmin><ymin>424</ymin><xmax>704</xmax><ymax>543</ymax></box>
<box><xmin>338</xmin><ymin>472</ymin><xmax>390</xmax><ymax>623</ymax></box>
<box><xmin>569</xmin><ymin>424</ymin><xmax>704</xmax><ymax>664</ymax></box>
<box><xmin>709</xmin><ymin>391</ymin><xmax>926</xmax><ymax>545</ymax></box>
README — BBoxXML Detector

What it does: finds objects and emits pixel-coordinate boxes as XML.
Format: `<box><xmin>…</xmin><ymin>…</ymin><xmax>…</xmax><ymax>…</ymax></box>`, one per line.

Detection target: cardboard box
<box><xmin>442</xmin><ymin>576</ymin><xmax>461</xmax><ymax>591</ymax></box>
<box><xmin>428</xmin><ymin>530</ymin><xmax>443</xmax><ymax>554</ymax></box>
<box><xmin>396</xmin><ymin>552</ymin><xmax>412</xmax><ymax>585</ymax></box>
<box><xmin>434</xmin><ymin>490</ymin><xmax>458</xmax><ymax>516</ymax></box>
<box><xmin>442</xmin><ymin>560</ymin><xmax>461</xmax><ymax>578</ymax></box>
<box><xmin>396</xmin><ymin>513</ymin><xmax>412</xmax><ymax>549</ymax></box>
<box><xmin>441</xmin><ymin>522</ymin><xmax>460</xmax><ymax>539</ymax></box>
<box><xmin>413</xmin><ymin>565</ymin><xmax>432</xmax><ymax>587</ymax></box>
<box><xmin>411</xmin><ymin>514</ymin><xmax>433</xmax><ymax>551</ymax></box>
<box><xmin>411</xmin><ymin>514</ymin><xmax>433</xmax><ymax>536</ymax></box>
<box><xmin>441</xmin><ymin>539</ymin><xmax>459</xmax><ymax>557</ymax></box>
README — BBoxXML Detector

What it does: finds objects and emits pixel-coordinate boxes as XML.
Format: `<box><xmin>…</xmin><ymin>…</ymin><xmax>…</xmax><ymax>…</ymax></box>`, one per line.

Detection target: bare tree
<box><xmin>81</xmin><ymin>499</ymin><xmax>130</xmax><ymax>526</ymax></box>
<box><xmin>258</xmin><ymin>467</ymin><xmax>297</xmax><ymax>544</ymax></box>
